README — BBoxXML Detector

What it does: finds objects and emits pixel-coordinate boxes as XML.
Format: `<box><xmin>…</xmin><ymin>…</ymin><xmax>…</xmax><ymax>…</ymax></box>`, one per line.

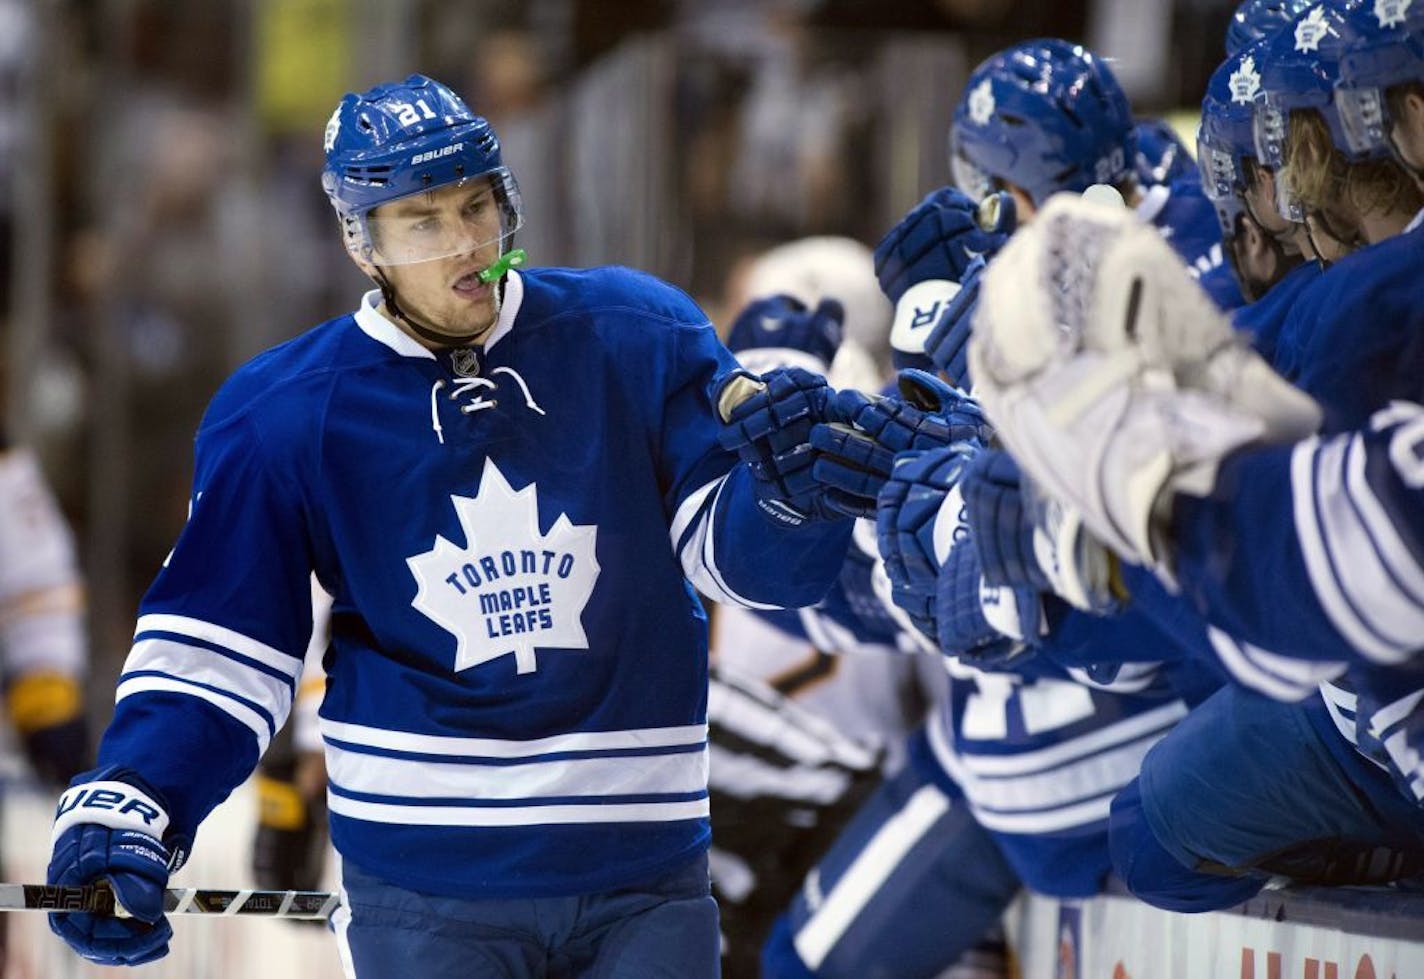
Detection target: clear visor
<box><xmin>358</xmin><ymin>171</ymin><xmax>524</xmax><ymax>267</ymax></box>
<box><xmin>1198</xmin><ymin>137</ymin><xmax>1240</xmax><ymax>203</ymax></box>
<box><xmin>1335</xmin><ymin>86</ymin><xmax>1390</xmax><ymax>157</ymax></box>
<box><xmin>951</xmin><ymin>151</ymin><xmax>996</xmax><ymax>202</ymax></box>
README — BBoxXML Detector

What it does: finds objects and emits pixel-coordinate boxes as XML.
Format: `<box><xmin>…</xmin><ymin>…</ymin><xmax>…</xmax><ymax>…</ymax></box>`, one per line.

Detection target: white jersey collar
<box><xmin>483</xmin><ymin>268</ymin><xmax>523</xmax><ymax>352</ymax></box>
<box><xmin>355</xmin><ymin>290</ymin><xmax>436</xmax><ymax>360</ymax></box>
<box><xmin>1406</xmin><ymin>208</ymin><xmax>1424</xmax><ymax>234</ymax></box>
<box><xmin>1135</xmin><ymin>183</ymin><xmax>1171</xmax><ymax>226</ymax></box>
<box><xmin>353</xmin><ymin>269</ymin><xmax>525</xmax><ymax>359</ymax></box>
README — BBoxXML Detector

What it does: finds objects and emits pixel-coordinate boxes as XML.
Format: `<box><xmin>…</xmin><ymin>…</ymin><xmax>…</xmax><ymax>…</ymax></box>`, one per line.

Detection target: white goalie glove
<box><xmin>966</xmin><ymin>192</ymin><xmax>1321</xmax><ymax>573</ymax></box>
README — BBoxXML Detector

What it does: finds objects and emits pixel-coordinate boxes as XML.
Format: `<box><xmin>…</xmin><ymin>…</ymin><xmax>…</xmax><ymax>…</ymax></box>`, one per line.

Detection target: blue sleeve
<box><xmin>660</xmin><ymin>316</ymin><xmax>852</xmax><ymax>610</ymax></box>
<box><xmin>1173</xmin><ymin>407</ymin><xmax>1424</xmax><ymax>680</ymax></box>
<box><xmin>98</xmin><ymin>410</ymin><xmax>312</xmax><ymax>839</ymax></box>
<box><xmin>1029</xmin><ymin>598</ymin><xmax>1226</xmax><ymax>706</ymax></box>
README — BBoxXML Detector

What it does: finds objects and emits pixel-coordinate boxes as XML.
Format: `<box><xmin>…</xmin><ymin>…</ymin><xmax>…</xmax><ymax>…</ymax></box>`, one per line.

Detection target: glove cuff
<box><xmin>889</xmin><ymin>279</ymin><xmax>961</xmax><ymax>361</ymax></box>
<box><xmin>53</xmin><ymin>779</ymin><xmax>169</xmax><ymax>845</ymax></box>
<box><xmin>735</xmin><ymin>347</ymin><xmax>830</xmax><ymax>377</ymax></box>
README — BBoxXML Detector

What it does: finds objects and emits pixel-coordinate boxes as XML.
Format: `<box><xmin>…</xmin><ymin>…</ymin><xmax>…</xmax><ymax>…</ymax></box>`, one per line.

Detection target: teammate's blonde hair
<box><xmin>1282</xmin><ymin>109</ymin><xmax>1421</xmax><ymax>222</ymax></box>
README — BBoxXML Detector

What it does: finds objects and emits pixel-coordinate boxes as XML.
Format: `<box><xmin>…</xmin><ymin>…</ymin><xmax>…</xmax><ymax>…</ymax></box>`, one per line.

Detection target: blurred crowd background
<box><xmin>0</xmin><ymin>0</ymin><xmax>1241</xmax><ymax>713</ymax></box>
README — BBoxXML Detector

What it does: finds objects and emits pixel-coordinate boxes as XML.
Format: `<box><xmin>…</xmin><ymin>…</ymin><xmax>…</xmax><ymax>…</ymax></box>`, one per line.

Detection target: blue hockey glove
<box><xmin>47</xmin><ymin>766</ymin><xmax>185</xmax><ymax>966</ymax></box>
<box><xmin>936</xmin><ymin>528</ymin><xmax>1041</xmax><ymax>664</ymax></box>
<box><xmin>873</xmin><ymin>187</ymin><xmax>1012</xmax><ymax>305</ymax></box>
<box><xmin>716</xmin><ymin>367</ymin><xmax>863</xmax><ymax>526</ymax></box>
<box><xmin>875</xmin><ymin>446</ymin><xmax>977</xmax><ymax>642</ymax></box>
<box><xmin>958</xmin><ymin>449</ymin><xmax>1051</xmax><ymax>592</ymax></box>
<box><xmin>921</xmin><ymin>253</ymin><xmax>985</xmax><ymax>388</ymax></box>
<box><xmin>811</xmin><ymin>370</ymin><xmax>991</xmax><ymax>516</ymax></box>
<box><xmin>726</xmin><ymin>295</ymin><xmax>845</xmax><ymax>376</ymax></box>
<box><xmin>959</xmin><ymin>449</ymin><xmax>1122</xmax><ymax>614</ymax></box>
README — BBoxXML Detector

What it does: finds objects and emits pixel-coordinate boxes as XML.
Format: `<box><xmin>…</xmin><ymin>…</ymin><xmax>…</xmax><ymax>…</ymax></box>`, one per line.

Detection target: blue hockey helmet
<box><xmin>949</xmin><ymin>39</ymin><xmax>1136</xmax><ymax>206</ymax></box>
<box><xmin>1252</xmin><ymin>4</ymin><xmax>1389</xmax><ymax>219</ymax></box>
<box><xmin>1133</xmin><ymin>118</ymin><xmax>1198</xmax><ymax>187</ymax></box>
<box><xmin>1199</xmin><ymin>44</ymin><xmax>1272</xmax><ymax>237</ymax></box>
<box><xmin>321</xmin><ymin>74</ymin><xmax>523</xmax><ymax>266</ymax></box>
<box><xmin>1333</xmin><ymin>0</ymin><xmax>1424</xmax><ymax>161</ymax></box>
<box><xmin>1226</xmin><ymin>0</ymin><xmax>1316</xmax><ymax>56</ymax></box>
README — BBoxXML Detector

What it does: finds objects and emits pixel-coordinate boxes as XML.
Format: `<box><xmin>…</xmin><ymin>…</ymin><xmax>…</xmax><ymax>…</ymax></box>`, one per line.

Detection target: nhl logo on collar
<box><xmin>1295</xmin><ymin>6</ymin><xmax>1329</xmax><ymax>52</ymax></box>
<box><xmin>449</xmin><ymin>347</ymin><xmax>482</xmax><ymax>377</ymax></box>
<box><xmin>1229</xmin><ymin>56</ymin><xmax>1262</xmax><ymax>104</ymax></box>
<box><xmin>968</xmin><ymin>79</ymin><xmax>996</xmax><ymax>126</ymax></box>
<box><xmin>1376</xmin><ymin>0</ymin><xmax>1412</xmax><ymax>28</ymax></box>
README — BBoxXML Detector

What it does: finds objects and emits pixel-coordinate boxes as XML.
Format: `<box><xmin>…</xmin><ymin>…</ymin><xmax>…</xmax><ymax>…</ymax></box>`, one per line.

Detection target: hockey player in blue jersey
<box><xmin>965</xmin><ymin>161</ymin><xmax>1424</xmax><ymax>913</ymax></box>
<box><xmin>948</xmin><ymin>38</ymin><xmax>1242</xmax><ymax>316</ymax></box>
<box><xmin>1199</xmin><ymin>40</ymin><xmax>1322</xmax><ymax>332</ymax></box>
<box><xmin>41</xmin><ymin>74</ymin><xmax>869</xmax><ymax>974</ymax></box>
<box><xmin>1250</xmin><ymin>7</ymin><xmax>1424</xmax><ymax>424</ymax></box>
<box><xmin>1154</xmin><ymin>0</ymin><xmax>1424</xmax><ymax>668</ymax></box>
<box><xmin>903</xmin><ymin>38</ymin><xmax>1243</xmax><ymax>392</ymax></box>
<box><xmin>752</xmin><ymin>98</ymin><xmax>1224</xmax><ymax>972</ymax></box>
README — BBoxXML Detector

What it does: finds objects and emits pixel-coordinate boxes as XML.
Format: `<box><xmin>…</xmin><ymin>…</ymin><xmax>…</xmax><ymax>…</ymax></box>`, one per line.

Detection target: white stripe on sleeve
<box><xmin>678</xmin><ymin>477</ymin><xmax>779</xmax><ymax>610</ymax></box>
<box><xmin>135</xmin><ymin>613</ymin><xmax>302</xmax><ymax>678</ymax></box>
<box><xmin>123</xmin><ymin>636</ymin><xmax>295</xmax><ymax>727</ymax></box>
<box><xmin>115</xmin><ymin>675</ymin><xmax>274</xmax><ymax>754</ymax></box>
<box><xmin>1293</xmin><ymin>437</ymin><xmax>1423</xmax><ymax>664</ymax></box>
<box><xmin>1206</xmin><ymin>627</ymin><xmax>1347</xmax><ymax>703</ymax></box>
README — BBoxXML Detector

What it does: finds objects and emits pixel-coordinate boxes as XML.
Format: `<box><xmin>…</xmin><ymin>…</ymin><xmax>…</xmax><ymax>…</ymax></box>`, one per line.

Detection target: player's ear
<box><xmin>1239</xmin><ymin>215</ymin><xmax>1271</xmax><ymax>266</ymax></box>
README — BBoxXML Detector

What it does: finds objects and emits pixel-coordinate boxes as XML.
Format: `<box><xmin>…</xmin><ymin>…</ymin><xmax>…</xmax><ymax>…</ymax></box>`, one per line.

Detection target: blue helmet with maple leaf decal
<box><xmin>321</xmin><ymin>74</ymin><xmax>523</xmax><ymax>267</ymax></box>
<box><xmin>949</xmin><ymin>39</ymin><xmax>1136</xmax><ymax>207</ymax></box>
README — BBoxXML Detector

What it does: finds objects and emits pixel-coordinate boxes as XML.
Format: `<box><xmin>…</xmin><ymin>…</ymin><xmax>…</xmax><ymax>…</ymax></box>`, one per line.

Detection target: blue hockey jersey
<box><xmin>1169</xmin><ymin>212</ymin><xmax>1424</xmax><ymax>673</ymax></box>
<box><xmin>1272</xmin><ymin>217</ymin><xmax>1424</xmax><ymax>432</ymax></box>
<box><xmin>96</xmin><ymin>267</ymin><xmax>853</xmax><ymax>898</ymax></box>
<box><xmin>1174</xmin><ymin>404</ymin><xmax>1424</xmax><ymax>674</ymax></box>
<box><xmin>1233</xmin><ymin>258</ymin><xmax>1323</xmax><ymax>366</ymax></box>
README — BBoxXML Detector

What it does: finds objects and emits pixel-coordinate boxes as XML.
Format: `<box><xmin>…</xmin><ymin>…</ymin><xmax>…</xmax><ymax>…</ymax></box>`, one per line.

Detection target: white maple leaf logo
<box><xmin>968</xmin><ymin>79</ymin><xmax>996</xmax><ymax>126</ymax></box>
<box><xmin>1295</xmin><ymin>6</ymin><xmax>1329</xmax><ymax>52</ymax></box>
<box><xmin>1229</xmin><ymin>56</ymin><xmax>1262</xmax><ymax>104</ymax></box>
<box><xmin>406</xmin><ymin>459</ymin><xmax>600</xmax><ymax>674</ymax></box>
<box><xmin>1376</xmin><ymin>0</ymin><xmax>1411</xmax><ymax>28</ymax></box>
<box><xmin>323</xmin><ymin>106</ymin><xmax>341</xmax><ymax>153</ymax></box>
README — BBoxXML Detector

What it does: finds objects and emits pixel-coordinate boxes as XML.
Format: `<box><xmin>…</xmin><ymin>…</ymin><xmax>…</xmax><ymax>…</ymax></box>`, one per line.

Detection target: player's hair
<box><xmin>1282</xmin><ymin>109</ymin><xmax>1422</xmax><ymax>221</ymax></box>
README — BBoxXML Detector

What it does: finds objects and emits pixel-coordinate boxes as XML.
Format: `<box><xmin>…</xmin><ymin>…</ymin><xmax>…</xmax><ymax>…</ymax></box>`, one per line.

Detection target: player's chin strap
<box><xmin>1300</xmin><ymin>209</ymin><xmax>1364</xmax><ymax>269</ymax></box>
<box><xmin>371</xmin><ymin>249</ymin><xmax>528</xmax><ymax>348</ymax></box>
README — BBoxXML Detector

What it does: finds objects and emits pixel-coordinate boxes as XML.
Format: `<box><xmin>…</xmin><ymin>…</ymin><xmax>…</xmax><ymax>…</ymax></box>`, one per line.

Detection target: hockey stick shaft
<box><xmin>0</xmin><ymin>882</ymin><xmax>338</xmax><ymax>919</ymax></box>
